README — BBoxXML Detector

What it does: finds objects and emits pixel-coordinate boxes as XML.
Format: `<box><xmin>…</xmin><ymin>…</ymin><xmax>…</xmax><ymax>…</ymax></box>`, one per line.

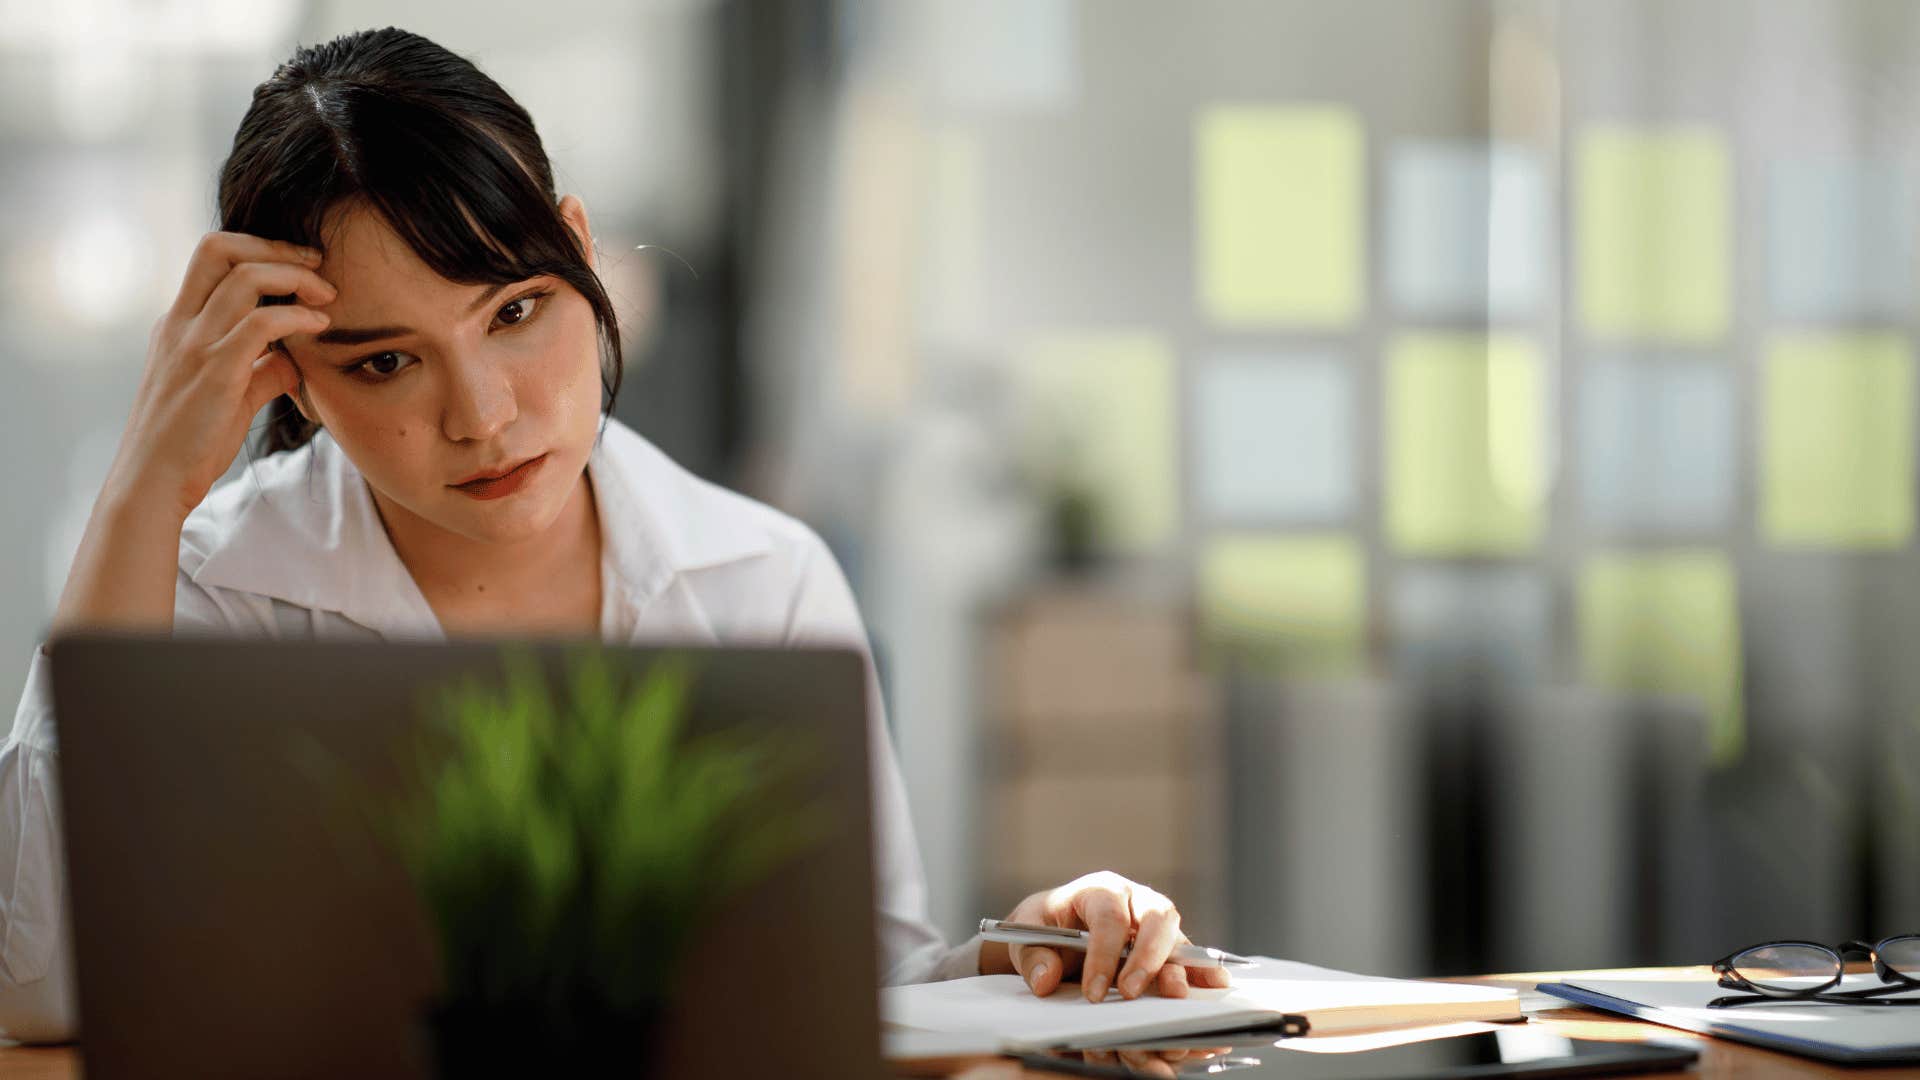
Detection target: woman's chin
<box><xmin>460</xmin><ymin>508</ymin><xmax>561</xmax><ymax>545</ymax></box>
<box><xmin>433</xmin><ymin>490</ymin><xmax>568</xmax><ymax>544</ymax></box>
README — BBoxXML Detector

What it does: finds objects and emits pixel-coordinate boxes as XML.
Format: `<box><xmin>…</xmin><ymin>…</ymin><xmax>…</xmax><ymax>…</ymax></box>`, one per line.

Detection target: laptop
<box><xmin>50</xmin><ymin>636</ymin><xmax>886</xmax><ymax>1079</ymax></box>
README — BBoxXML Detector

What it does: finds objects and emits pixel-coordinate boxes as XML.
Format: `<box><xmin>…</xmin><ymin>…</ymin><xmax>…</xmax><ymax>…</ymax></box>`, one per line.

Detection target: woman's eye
<box><xmin>494</xmin><ymin>290</ymin><xmax>548</xmax><ymax>328</ymax></box>
<box><xmin>352</xmin><ymin>351</ymin><xmax>417</xmax><ymax>380</ymax></box>
<box><xmin>342</xmin><ymin>290</ymin><xmax>546</xmax><ymax>382</ymax></box>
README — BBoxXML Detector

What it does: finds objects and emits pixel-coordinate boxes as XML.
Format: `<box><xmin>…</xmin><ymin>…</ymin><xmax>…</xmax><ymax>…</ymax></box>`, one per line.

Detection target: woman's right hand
<box><xmin>110</xmin><ymin>231</ymin><xmax>335</xmax><ymax>520</ymax></box>
<box><xmin>47</xmin><ymin>232</ymin><xmax>335</xmax><ymax>641</ymax></box>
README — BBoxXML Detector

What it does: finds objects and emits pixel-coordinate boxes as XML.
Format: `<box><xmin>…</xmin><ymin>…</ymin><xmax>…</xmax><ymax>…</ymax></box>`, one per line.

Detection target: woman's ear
<box><xmin>558</xmin><ymin>194</ymin><xmax>594</xmax><ymax>262</ymax></box>
<box><xmin>292</xmin><ymin>380</ymin><xmax>319</xmax><ymax>425</ymax></box>
<box><xmin>276</xmin><ymin>349</ymin><xmax>319</xmax><ymax>424</ymax></box>
<box><xmin>272</xmin><ymin>349</ymin><xmax>320</xmax><ymax>424</ymax></box>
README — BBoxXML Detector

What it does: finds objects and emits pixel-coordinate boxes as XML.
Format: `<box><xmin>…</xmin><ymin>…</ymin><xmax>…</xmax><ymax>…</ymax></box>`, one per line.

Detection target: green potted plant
<box><xmin>397</xmin><ymin>647</ymin><xmax>827</xmax><ymax>1075</ymax></box>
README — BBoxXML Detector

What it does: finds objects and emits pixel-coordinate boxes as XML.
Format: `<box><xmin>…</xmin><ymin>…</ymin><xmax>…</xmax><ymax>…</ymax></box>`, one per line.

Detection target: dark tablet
<box><xmin>1014</xmin><ymin>1029</ymin><xmax>1698</xmax><ymax>1079</ymax></box>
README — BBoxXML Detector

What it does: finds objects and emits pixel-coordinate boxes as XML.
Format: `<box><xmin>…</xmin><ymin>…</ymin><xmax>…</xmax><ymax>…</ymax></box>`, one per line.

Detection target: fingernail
<box><xmin>1123</xmin><ymin>971</ymin><xmax>1148</xmax><ymax>997</ymax></box>
<box><xmin>1027</xmin><ymin>961</ymin><xmax>1050</xmax><ymax>991</ymax></box>
<box><xmin>1088</xmin><ymin>974</ymin><xmax>1109</xmax><ymax>1000</ymax></box>
<box><xmin>302</xmin><ymin>248</ymin><xmax>323</xmax><ymax>264</ymax></box>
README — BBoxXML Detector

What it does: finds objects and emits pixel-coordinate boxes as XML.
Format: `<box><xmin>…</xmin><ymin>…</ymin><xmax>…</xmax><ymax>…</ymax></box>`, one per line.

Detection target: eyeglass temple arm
<box><xmin>1710</xmin><ymin>990</ymin><xmax>1920</xmax><ymax>1008</ymax></box>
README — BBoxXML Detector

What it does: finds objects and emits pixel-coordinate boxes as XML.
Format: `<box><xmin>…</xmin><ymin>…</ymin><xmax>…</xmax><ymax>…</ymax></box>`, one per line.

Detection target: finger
<box><xmin>242</xmin><ymin>352</ymin><xmax>302</xmax><ymax>420</ymax></box>
<box><xmin>1116</xmin><ymin>899</ymin><xmax>1181</xmax><ymax>999</ymax></box>
<box><xmin>1155</xmin><ymin>962</ymin><xmax>1190</xmax><ymax>998</ymax></box>
<box><xmin>1055</xmin><ymin>947</ymin><xmax>1086</xmax><ymax>979</ymax></box>
<box><xmin>1069</xmin><ymin>887</ymin><xmax>1132</xmax><ymax>1003</ymax></box>
<box><xmin>173</xmin><ymin>232</ymin><xmax>323</xmax><ymax>319</ymax></box>
<box><xmin>193</xmin><ymin>261</ymin><xmax>336</xmax><ymax>340</ymax></box>
<box><xmin>1189</xmin><ymin>965</ymin><xmax>1233</xmax><ymax>989</ymax></box>
<box><xmin>208</xmin><ymin>306</ymin><xmax>331</xmax><ymax>372</ymax></box>
<box><xmin>1116</xmin><ymin>1049</ymin><xmax>1177</xmax><ymax>1078</ymax></box>
<box><xmin>1012</xmin><ymin>944</ymin><xmax>1066</xmax><ymax>997</ymax></box>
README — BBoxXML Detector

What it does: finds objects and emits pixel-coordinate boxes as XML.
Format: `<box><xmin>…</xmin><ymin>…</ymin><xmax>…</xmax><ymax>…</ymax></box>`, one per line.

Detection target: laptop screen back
<box><xmin>51</xmin><ymin>637</ymin><xmax>883</xmax><ymax>1079</ymax></box>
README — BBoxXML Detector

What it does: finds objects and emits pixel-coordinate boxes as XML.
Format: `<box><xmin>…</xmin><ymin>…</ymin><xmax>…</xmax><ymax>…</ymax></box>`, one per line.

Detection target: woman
<box><xmin>0</xmin><ymin>27</ymin><xmax>1224</xmax><ymax>1043</ymax></box>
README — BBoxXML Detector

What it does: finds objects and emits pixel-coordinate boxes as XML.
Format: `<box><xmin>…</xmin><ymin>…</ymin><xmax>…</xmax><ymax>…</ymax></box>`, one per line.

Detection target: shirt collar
<box><xmin>189</xmin><ymin>417</ymin><xmax>773</xmax><ymax>639</ymax></box>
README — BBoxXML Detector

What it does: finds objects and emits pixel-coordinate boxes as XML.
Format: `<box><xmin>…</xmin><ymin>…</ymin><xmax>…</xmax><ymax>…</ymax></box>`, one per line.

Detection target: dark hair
<box><xmin>217</xmin><ymin>26</ymin><xmax>623</xmax><ymax>454</ymax></box>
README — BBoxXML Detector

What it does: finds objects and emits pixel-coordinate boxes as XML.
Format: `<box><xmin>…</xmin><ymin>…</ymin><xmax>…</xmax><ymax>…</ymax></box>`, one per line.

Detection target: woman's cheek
<box><xmin>526</xmin><ymin>321</ymin><xmax>600</xmax><ymax>426</ymax></box>
<box><xmin>314</xmin><ymin>389</ymin><xmax>422</xmax><ymax>483</ymax></box>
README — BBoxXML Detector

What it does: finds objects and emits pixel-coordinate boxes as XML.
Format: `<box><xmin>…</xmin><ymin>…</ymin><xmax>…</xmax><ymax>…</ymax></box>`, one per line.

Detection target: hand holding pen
<box><xmin>976</xmin><ymin>871</ymin><xmax>1242</xmax><ymax>1003</ymax></box>
<box><xmin>980</xmin><ymin>919</ymin><xmax>1251</xmax><ymax>971</ymax></box>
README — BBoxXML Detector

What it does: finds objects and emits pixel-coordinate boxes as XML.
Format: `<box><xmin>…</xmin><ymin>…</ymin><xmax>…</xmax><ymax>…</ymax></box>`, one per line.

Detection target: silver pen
<box><xmin>979</xmin><ymin>918</ymin><xmax>1253</xmax><ymax>969</ymax></box>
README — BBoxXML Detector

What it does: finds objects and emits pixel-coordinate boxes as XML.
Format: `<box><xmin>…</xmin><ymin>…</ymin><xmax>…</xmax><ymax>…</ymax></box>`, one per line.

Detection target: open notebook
<box><xmin>882</xmin><ymin>958</ymin><xmax>1521</xmax><ymax>1051</ymax></box>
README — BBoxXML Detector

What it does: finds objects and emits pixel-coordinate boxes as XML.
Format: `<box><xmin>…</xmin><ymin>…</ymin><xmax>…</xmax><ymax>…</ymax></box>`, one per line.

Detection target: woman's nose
<box><xmin>440</xmin><ymin>358</ymin><xmax>518</xmax><ymax>443</ymax></box>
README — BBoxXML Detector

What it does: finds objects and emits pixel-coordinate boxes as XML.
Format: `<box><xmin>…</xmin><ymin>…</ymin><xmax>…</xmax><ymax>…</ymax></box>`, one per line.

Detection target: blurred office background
<box><xmin>5</xmin><ymin>0</ymin><xmax>1920</xmax><ymax>977</ymax></box>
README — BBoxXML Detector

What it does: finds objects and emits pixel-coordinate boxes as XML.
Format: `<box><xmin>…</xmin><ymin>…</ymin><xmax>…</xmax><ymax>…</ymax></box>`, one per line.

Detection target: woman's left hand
<box><xmin>979</xmin><ymin>871</ymin><xmax>1233</xmax><ymax>1002</ymax></box>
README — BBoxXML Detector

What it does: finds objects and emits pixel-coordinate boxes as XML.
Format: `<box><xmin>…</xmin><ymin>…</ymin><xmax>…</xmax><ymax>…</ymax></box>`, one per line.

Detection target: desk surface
<box><xmin>1</xmin><ymin>966</ymin><xmax>1910</xmax><ymax>1079</ymax></box>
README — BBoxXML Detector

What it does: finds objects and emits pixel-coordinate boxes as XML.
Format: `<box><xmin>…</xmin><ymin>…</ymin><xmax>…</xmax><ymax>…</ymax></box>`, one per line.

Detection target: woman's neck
<box><xmin>370</xmin><ymin>467</ymin><xmax>604</xmax><ymax>627</ymax></box>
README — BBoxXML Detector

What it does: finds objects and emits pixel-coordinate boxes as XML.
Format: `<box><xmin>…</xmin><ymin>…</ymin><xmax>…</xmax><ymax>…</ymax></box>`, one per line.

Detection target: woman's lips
<box><xmin>450</xmin><ymin>453</ymin><xmax>548</xmax><ymax>500</ymax></box>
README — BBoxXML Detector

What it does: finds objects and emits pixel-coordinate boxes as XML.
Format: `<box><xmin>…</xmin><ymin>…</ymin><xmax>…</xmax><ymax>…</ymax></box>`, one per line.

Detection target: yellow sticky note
<box><xmin>1579</xmin><ymin>552</ymin><xmax>1744</xmax><ymax>763</ymax></box>
<box><xmin>1197</xmin><ymin>105</ymin><xmax>1365</xmax><ymax>327</ymax></box>
<box><xmin>1385</xmin><ymin>333</ymin><xmax>1547</xmax><ymax>554</ymax></box>
<box><xmin>1198</xmin><ymin>534</ymin><xmax>1366</xmax><ymax>675</ymax></box>
<box><xmin>1577</xmin><ymin>127</ymin><xmax>1730</xmax><ymax>342</ymax></box>
<box><xmin>1763</xmin><ymin>333</ymin><xmax>1915</xmax><ymax>548</ymax></box>
<box><xmin>1016</xmin><ymin>333</ymin><xmax>1177</xmax><ymax>553</ymax></box>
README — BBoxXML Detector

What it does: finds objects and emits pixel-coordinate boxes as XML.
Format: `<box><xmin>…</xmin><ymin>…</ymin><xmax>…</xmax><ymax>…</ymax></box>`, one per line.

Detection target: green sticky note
<box><xmin>1579</xmin><ymin>552</ymin><xmax>1744</xmax><ymax>763</ymax></box>
<box><xmin>1197</xmin><ymin>105</ymin><xmax>1365</xmax><ymax>327</ymax></box>
<box><xmin>1763</xmin><ymin>334</ymin><xmax>1915</xmax><ymax>548</ymax></box>
<box><xmin>1385</xmin><ymin>333</ymin><xmax>1547</xmax><ymax>554</ymax></box>
<box><xmin>1198</xmin><ymin>534</ymin><xmax>1366</xmax><ymax>675</ymax></box>
<box><xmin>1017</xmin><ymin>333</ymin><xmax>1178</xmax><ymax>553</ymax></box>
<box><xmin>1577</xmin><ymin>127</ymin><xmax>1730</xmax><ymax>342</ymax></box>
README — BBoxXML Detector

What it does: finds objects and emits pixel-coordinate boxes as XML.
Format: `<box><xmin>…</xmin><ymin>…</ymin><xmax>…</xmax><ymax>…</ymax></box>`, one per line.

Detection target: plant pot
<box><xmin>420</xmin><ymin>998</ymin><xmax>663</xmax><ymax>1077</ymax></box>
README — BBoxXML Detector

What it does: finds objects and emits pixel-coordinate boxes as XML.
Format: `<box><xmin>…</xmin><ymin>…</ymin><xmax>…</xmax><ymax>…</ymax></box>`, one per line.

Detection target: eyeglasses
<box><xmin>1709</xmin><ymin>935</ymin><xmax>1920</xmax><ymax>1008</ymax></box>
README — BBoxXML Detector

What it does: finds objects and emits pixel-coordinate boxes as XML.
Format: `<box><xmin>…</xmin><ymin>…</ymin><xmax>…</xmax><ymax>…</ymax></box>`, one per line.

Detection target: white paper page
<box><xmin>1563</xmin><ymin>976</ymin><xmax>1920</xmax><ymax>1052</ymax></box>
<box><xmin>881</xmin><ymin>975</ymin><xmax>1262</xmax><ymax>1048</ymax></box>
<box><xmin>882</xmin><ymin>958</ymin><xmax>1518</xmax><ymax>1049</ymax></box>
<box><xmin>880</xmin><ymin>1027</ymin><xmax>1005</xmax><ymax>1061</ymax></box>
<box><xmin>1224</xmin><ymin>961</ymin><xmax>1518</xmax><ymax>1015</ymax></box>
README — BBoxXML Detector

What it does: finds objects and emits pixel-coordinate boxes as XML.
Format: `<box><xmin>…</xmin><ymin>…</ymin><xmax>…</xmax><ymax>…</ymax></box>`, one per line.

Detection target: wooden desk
<box><xmin>2</xmin><ymin>967</ymin><xmax>1909</xmax><ymax>1078</ymax></box>
<box><xmin>0</xmin><ymin>1045</ymin><xmax>72</xmax><ymax>1080</ymax></box>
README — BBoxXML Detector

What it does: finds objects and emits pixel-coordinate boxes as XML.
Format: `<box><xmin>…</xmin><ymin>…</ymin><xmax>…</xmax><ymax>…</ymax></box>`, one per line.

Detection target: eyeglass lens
<box><xmin>1728</xmin><ymin>944</ymin><xmax>1841</xmax><ymax>991</ymax></box>
<box><xmin>1879</xmin><ymin>935</ymin><xmax>1920</xmax><ymax>978</ymax></box>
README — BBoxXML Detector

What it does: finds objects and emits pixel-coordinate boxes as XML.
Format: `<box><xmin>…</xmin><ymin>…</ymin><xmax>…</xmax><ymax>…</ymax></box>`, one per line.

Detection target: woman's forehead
<box><xmin>315</xmin><ymin>204</ymin><xmax>503</xmax><ymax>314</ymax></box>
<box><xmin>318</xmin><ymin>205</ymin><xmax>434</xmax><ymax>283</ymax></box>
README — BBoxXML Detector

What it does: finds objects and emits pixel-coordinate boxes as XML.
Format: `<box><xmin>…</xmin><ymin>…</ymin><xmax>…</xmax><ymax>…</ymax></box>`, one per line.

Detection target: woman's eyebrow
<box><xmin>313</xmin><ymin>282</ymin><xmax>514</xmax><ymax>347</ymax></box>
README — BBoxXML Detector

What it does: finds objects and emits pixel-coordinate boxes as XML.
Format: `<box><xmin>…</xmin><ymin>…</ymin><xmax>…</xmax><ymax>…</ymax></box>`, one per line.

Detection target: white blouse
<box><xmin>0</xmin><ymin>416</ymin><xmax>978</xmax><ymax>1042</ymax></box>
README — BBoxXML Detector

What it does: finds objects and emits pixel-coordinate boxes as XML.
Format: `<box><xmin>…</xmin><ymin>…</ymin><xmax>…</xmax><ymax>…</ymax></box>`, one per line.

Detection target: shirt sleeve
<box><xmin>0</xmin><ymin>644</ymin><xmax>74</xmax><ymax>1043</ymax></box>
<box><xmin>0</xmin><ymin>570</ymin><xmax>244</xmax><ymax>1043</ymax></box>
<box><xmin>781</xmin><ymin>531</ymin><xmax>982</xmax><ymax>986</ymax></box>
